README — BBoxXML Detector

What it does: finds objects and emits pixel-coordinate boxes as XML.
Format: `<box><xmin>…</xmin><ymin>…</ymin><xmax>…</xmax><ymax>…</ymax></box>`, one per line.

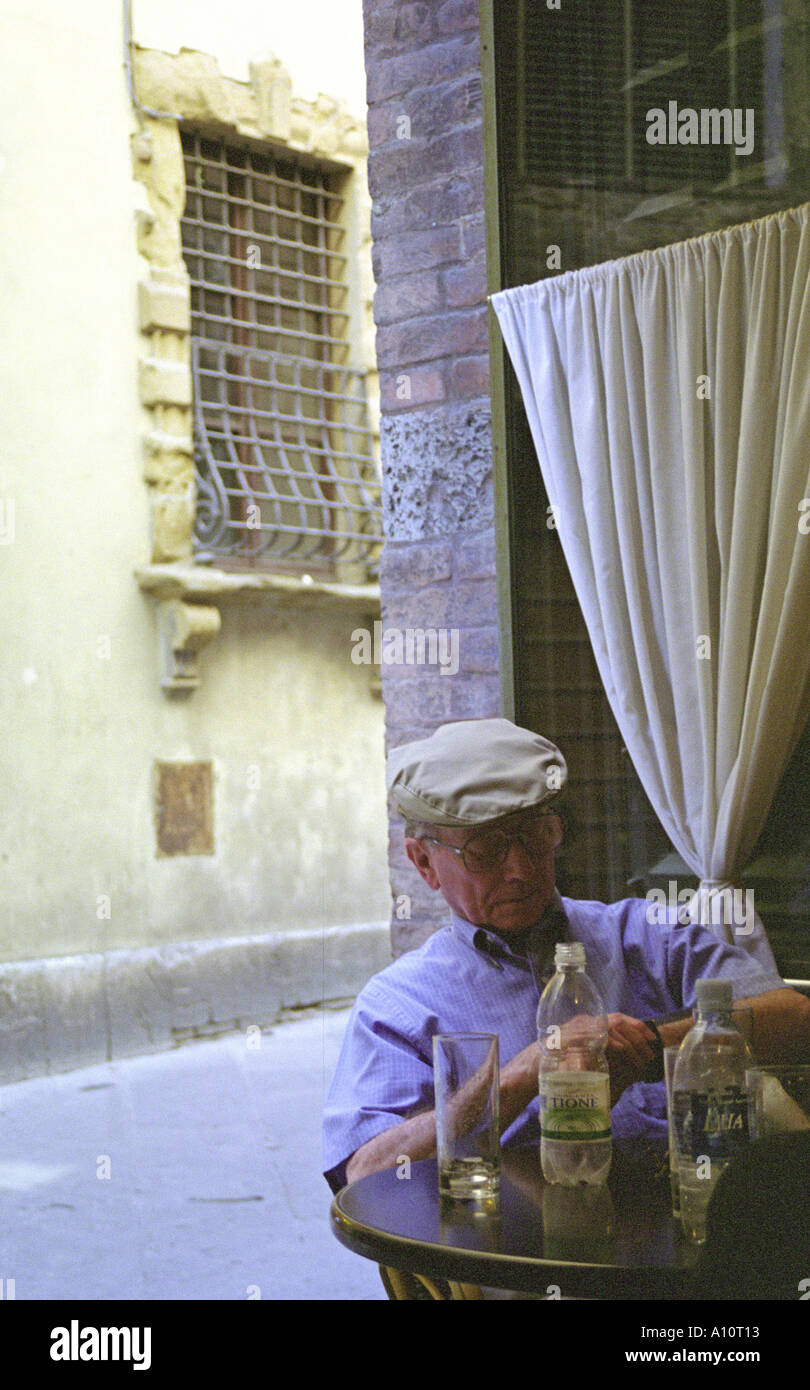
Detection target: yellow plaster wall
<box><xmin>0</xmin><ymin>0</ymin><xmax>389</xmax><ymax>962</ymax></box>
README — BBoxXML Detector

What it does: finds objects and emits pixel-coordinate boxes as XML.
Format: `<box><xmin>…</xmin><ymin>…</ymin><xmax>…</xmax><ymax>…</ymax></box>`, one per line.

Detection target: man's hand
<box><xmin>543</xmin><ymin>1012</ymin><xmax>657</xmax><ymax>1106</ymax></box>
<box><xmin>606</xmin><ymin>1013</ymin><xmax>657</xmax><ymax>1106</ymax></box>
<box><xmin>345</xmin><ymin>1017</ymin><xmax>659</xmax><ymax>1183</ymax></box>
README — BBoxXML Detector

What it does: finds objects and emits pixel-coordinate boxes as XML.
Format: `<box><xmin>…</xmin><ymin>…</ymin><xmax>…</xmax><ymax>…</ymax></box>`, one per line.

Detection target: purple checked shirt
<box><xmin>322</xmin><ymin>894</ymin><xmax>786</xmax><ymax>1192</ymax></box>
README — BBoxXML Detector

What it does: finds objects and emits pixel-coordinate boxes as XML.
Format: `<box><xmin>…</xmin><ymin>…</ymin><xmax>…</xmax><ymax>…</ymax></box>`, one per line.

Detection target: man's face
<box><xmin>405</xmin><ymin>808</ymin><xmax>561</xmax><ymax>935</ymax></box>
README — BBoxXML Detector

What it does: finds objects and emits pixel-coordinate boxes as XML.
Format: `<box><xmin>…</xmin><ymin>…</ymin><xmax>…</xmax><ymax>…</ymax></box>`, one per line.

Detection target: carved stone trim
<box><xmin>129</xmin><ymin>46</ymin><xmax>375</xmax><ymax>691</ymax></box>
<box><xmin>136</xmin><ymin>562</ymin><xmax>380</xmax><ymax>610</ymax></box>
<box><xmin>157</xmin><ymin>600</ymin><xmax>221</xmax><ymax>694</ymax></box>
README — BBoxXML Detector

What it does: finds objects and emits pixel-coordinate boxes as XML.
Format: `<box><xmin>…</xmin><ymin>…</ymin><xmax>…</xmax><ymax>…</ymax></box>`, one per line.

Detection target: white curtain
<box><xmin>492</xmin><ymin>203</ymin><xmax>810</xmax><ymax>968</ymax></box>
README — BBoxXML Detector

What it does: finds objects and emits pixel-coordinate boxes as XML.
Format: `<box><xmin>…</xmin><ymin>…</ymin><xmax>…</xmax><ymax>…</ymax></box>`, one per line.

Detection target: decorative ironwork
<box><xmin>180</xmin><ymin>128</ymin><xmax>381</xmax><ymax>571</ymax></box>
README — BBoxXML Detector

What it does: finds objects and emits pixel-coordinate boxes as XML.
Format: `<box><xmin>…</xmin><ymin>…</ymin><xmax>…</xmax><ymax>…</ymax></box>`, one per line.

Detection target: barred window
<box><xmin>179</xmin><ymin>128</ymin><xmax>382</xmax><ymax>575</ymax></box>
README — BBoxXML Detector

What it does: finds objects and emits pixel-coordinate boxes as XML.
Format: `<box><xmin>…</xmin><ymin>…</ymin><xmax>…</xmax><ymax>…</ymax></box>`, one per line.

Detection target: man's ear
<box><xmin>404</xmin><ymin>837</ymin><xmax>442</xmax><ymax>890</ymax></box>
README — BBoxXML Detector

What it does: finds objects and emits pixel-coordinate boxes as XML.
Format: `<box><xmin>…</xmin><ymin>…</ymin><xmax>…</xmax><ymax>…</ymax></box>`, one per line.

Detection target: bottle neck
<box><xmin>695</xmin><ymin>1005</ymin><xmax>734</xmax><ymax>1026</ymax></box>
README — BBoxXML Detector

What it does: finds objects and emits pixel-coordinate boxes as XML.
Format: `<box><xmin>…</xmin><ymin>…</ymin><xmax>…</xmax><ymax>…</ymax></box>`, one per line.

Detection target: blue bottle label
<box><xmin>673</xmin><ymin>1085</ymin><xmax>750</xmax><ymax>1162</ymax></box>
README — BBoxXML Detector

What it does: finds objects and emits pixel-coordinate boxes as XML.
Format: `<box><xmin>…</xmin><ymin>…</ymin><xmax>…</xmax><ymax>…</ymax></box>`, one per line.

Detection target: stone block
<box><xmin>380</xmin><ymin>402</ymin><xmax>493</xmax><ymax>540</ymax></box>
<box><xmin>369</xmin><ymin>126</ymin><xmax>484</xmax><ymax>200</ymax></box>
<box><xmin>372</xmin><ymin>226</ymin><xmax>461</xmax><ymax>280</ymax></box>
<box><xmin>449</xmin><ymin>354</ymin><xmax>491</xmax><ymax>399</ymax></box>
<box><xmin>436</xmin><ymin>0</ymin><xmax>482</xmax><ymax>34</ymax></box>
<box><xmin>394</xmin><ymin>3</ymin><xmax>435</xmax><ymax>44</ymax></box>
<box><xmin>380</xmin><ymin>540</ymin><xmax>454</xmax><ymax>588</ymax></box>
<box><xmin>376</xmin><ymin>306</ymin><xmax>488</xmax><ymax>368</ymax></box>
<box><xmin>367</xmin><ymin>77</ymin><xmax>482</xmax><ymax>151</ymax></box>
<box><xmin>286</xmin><ymin>924</ymin><xmax>392</xmax><ymax>1006</ymax></box>
<box><xmin>373</xmin><ymin>271</ymin><xmax>442</xmax><ymax>326</ymax></box>
<box><xmin>382</xmin><ymin>578</ymin><xmax>496</xmax><ymax>633</ymax></box>
<box><xmin>42</xmin><ymin>954</ymin><xmax>108</xmax><ymax>1075</ymax></box>
<box><xmin>455</xmin><ymin>530</ymin><xmax>497</xmax><ymax>579</ymax></box>
<box><xmin>446</xmin><ymin>673</ymin><xmax>502</xmax><ymax>718</ymax></box>
<box><xmin>105</xmin><ymin>946</ymin><xmax>182</xmax><ymax>1058</ymax></box>
<box><xmin>134</xmin><ymin>48</ymin><xmax>237</xmax><ymax>126</ymax></box>
<box><xmin>0</xmin><ymin>962</ymin><xmax>47</xmax><ymax>1081</ymax></box>
<box><xmin>366</xmin><ymin>35</ymin><xmax>481</xmax><ymax>103</ymax></box>
<box><xmin>380</xmin><ymin>365</ymin><xmax>445</xmax><ymax>411</ymax></box>
<box><xmin>365</xmin><ymin>0</ymin><xmax>434</xmax><ymax>53</ymax></box>
<box><xmin>249</xmin><ymin>59</ymin><xmax>292</xmax><ymax>140</ymax></box>
<box><xmin>381</xmin><ymin>673</ymin><xmax>452</xmax><ymax>725</ymax></box>
<box><xmin>138</xmin><ymin>280</ymin><xmax>191</xmax><ymax>334</ymax></box>
<box><xmin>415</xmin><ymin>75</ymin><xmax>483</xmax><ymax>137</ymax></box>
<box><xmin>138</xmin><ymin>360</ymin><xmax>192</xmax><ymax>408</ymax></box>
<box><xmin>443</xmin><ymin>261</ymin><xmax>487</xmax><ymax>309</ymax></box>
<box><xmin>364</xmin><ymin>7</ymin><xmax>398</xmax><ymax>53</ymax></box>
<box><xmin>142</xmin><ymin>435</ymin><xmax>194</xmax><ymax>483</ymax></box>
<box><xmin>150</xmin><ymin>490</ymin><xmax>195</xmax><ymax>564</ymax></box>
<box><xmin>457</xmin><ymin>625</ymin><xmax>500</xmax><ymax>673</ymax></box>
<box><xmin>176</xmin><ymin>938</ymin><xmax>280</xmax><ymax>1027</ymax></box>
<box><xmin>371</xmin><ymin>171</ymin><xmax>485</xmax><ymax>237</ymax></box>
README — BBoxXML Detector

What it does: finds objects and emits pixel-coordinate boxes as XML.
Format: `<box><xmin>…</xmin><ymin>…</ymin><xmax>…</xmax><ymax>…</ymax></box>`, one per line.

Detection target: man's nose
<box><xmin>501</xmin><ymin>835</ymin><xmax>536</xmax><ymax>876</ymax></box>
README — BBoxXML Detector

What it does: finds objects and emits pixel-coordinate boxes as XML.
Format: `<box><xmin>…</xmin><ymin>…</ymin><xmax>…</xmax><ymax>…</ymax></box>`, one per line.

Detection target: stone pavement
<box><xmin>0</xmin><ymin>1004</ymin><xmax>386</xmax><ymax>1301</ymax></box>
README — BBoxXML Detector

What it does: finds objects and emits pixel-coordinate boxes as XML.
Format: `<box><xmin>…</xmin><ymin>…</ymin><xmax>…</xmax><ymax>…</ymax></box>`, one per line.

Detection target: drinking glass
<box><xmin>663</xmin><ymin>1045</ymin><xmax>681</xmax><ymax>1219</ymax></box>
<box><xmin>433</xmin><ymin>1034</ymin><xmax>500</xmax><ymax>1200</ymax></box>
<box><xmin>730</xmin><ymin>1004</ymin><xmax>754</xmax><ymax>1052</ymax></box>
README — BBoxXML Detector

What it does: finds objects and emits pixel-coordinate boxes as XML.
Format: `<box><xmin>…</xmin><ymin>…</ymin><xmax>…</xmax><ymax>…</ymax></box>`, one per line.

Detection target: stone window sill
<box><xmin>135</xmin><ymin>563</ymin><xmax>380</xmax><ymax>695</ymax></box>
<box><xmin>135</xmin><ymin>562</ymin><xmax>380</xmax><ymax>610</ymax></box>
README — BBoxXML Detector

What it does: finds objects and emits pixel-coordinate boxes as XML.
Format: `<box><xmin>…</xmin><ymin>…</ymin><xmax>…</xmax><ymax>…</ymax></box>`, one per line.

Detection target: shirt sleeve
<box><xmin>664</xmin><ymin>917</ymin><xmax>787</xmax><ymax>1010</ymax></box>
<box><xmin>322</xmin><ymin>982</ymin><xmax>435</xmax><ymax>1192</ymax></box>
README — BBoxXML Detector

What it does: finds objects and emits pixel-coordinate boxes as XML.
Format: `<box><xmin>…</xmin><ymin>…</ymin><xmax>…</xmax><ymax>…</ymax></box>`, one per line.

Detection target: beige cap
<box><xmin>387</xmin><ymin>718</ymin><xmax>567</xmax><ymax>828</ymax></box>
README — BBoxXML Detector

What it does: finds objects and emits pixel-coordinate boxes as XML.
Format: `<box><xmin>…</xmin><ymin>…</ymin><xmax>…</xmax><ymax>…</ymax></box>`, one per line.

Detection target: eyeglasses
<box><xmin>420</xmin><ymin>812</ymin><xmax>562</xmax><ymax>875</ymax></box>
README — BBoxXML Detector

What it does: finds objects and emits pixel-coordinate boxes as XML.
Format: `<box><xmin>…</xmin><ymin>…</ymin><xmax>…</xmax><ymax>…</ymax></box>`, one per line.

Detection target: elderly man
<box><xmin>322</xmin><ymin>718</ymin><xmax>810</xmax><ymax>1193</ymax></box>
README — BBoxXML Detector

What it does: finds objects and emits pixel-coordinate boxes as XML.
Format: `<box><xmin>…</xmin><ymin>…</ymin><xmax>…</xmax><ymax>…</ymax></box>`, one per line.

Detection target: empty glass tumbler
<box><xmin>433</xmin><ymin>1033</ymin><xmax>500</xmax><ymax>1200</ymax></box>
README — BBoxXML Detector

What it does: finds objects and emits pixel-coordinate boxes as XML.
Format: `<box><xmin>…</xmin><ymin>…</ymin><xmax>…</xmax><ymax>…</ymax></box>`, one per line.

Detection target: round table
<box><xmin>331</xmin><ymin>1139</ymin><xmax>701</xmax><ymax>1298</ymax></box>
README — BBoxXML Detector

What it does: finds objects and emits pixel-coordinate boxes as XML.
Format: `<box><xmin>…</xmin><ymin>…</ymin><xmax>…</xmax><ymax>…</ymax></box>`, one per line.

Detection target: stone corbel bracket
<box><xmin>157</xmin><ymin>599</ymin><xmax>221</xmax><ymax>695</ymax></box>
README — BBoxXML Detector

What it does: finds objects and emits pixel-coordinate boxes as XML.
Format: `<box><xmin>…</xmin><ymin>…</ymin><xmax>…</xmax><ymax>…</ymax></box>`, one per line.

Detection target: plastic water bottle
<box><xmin>672</xmin><ymin>978</ymin><xmax>754</xmax><ymax>1242</ymax></box>
<box><xmin>536</xmin><ymin>941</ymin><xmax>612</xmax><ymax>1185</ymax></box>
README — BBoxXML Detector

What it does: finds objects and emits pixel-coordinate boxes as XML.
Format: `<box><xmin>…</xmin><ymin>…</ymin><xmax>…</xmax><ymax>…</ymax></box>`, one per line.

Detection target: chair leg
<box><xmin>379</xmin><ymin>1265</ymin><xmax>471</xmax><ymax>1300</ymax></box>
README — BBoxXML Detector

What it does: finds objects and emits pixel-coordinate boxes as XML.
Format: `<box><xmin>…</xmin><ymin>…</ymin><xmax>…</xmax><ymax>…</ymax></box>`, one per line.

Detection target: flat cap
<box><xmin>387</xmin><ymin>718</ymin><xmax>567</xmax><ymax>828</ymax></box>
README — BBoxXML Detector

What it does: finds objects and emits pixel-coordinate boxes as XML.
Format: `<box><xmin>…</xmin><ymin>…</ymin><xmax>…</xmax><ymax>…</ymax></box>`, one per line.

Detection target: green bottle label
<box><xmin>539</xmin><ymin>1071</ymin><xmax>611</xmax><ymax>1141</ymax></box>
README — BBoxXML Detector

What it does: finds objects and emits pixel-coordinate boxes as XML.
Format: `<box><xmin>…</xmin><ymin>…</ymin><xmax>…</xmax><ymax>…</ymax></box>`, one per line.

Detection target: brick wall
<box><xmin>362</xmin><ymin>0</ymin><xmax>500</xmax><ymax>953</ymax></box>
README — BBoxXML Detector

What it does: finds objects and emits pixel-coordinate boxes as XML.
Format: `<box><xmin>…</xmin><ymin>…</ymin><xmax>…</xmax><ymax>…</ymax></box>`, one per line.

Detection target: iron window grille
<box><xmin>180</xmin><ymin>128</ymin><xmax>382</xmax><ymax>575</ymax></box>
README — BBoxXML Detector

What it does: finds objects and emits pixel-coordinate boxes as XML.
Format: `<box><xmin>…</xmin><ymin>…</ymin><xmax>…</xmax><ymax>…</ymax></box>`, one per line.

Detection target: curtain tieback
<box><xmin>684</xmin><ymin>879</ymin><xmax>754</xmax><ymax>936</ymax></box>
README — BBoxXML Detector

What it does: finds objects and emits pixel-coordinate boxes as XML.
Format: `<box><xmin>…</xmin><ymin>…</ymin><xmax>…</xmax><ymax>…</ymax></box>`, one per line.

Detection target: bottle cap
<box><xmin>554</xmin><ymin>941</ymin><xmax>585</xmax><ymax>968</ymax></box>
<box><xmin>695</xmin><ymin>977</ymin><xmax>733</xmax><ymax>1010</ymax></box>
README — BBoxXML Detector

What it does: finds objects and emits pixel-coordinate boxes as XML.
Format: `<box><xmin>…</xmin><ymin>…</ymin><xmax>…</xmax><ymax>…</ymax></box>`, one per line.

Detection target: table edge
<box><xmin>330</xmin><ymin>1185</ymin><xmax>697</xmax><ymax>1300</ymax></box>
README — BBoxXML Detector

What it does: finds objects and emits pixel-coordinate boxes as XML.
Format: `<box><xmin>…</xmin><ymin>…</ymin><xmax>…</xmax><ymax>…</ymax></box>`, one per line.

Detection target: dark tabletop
<box><xmin>331</xmin><ymin>1139</ymin><xmax>701</xmax><ymax>1297</ymax></box>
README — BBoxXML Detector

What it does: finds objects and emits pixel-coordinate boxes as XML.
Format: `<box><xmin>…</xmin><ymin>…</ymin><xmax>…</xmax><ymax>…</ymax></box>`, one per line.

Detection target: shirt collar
<box><xmin>449</xmin><ymin>891</ymin><xmax>570</xmax><ymax>981</ymax></box>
